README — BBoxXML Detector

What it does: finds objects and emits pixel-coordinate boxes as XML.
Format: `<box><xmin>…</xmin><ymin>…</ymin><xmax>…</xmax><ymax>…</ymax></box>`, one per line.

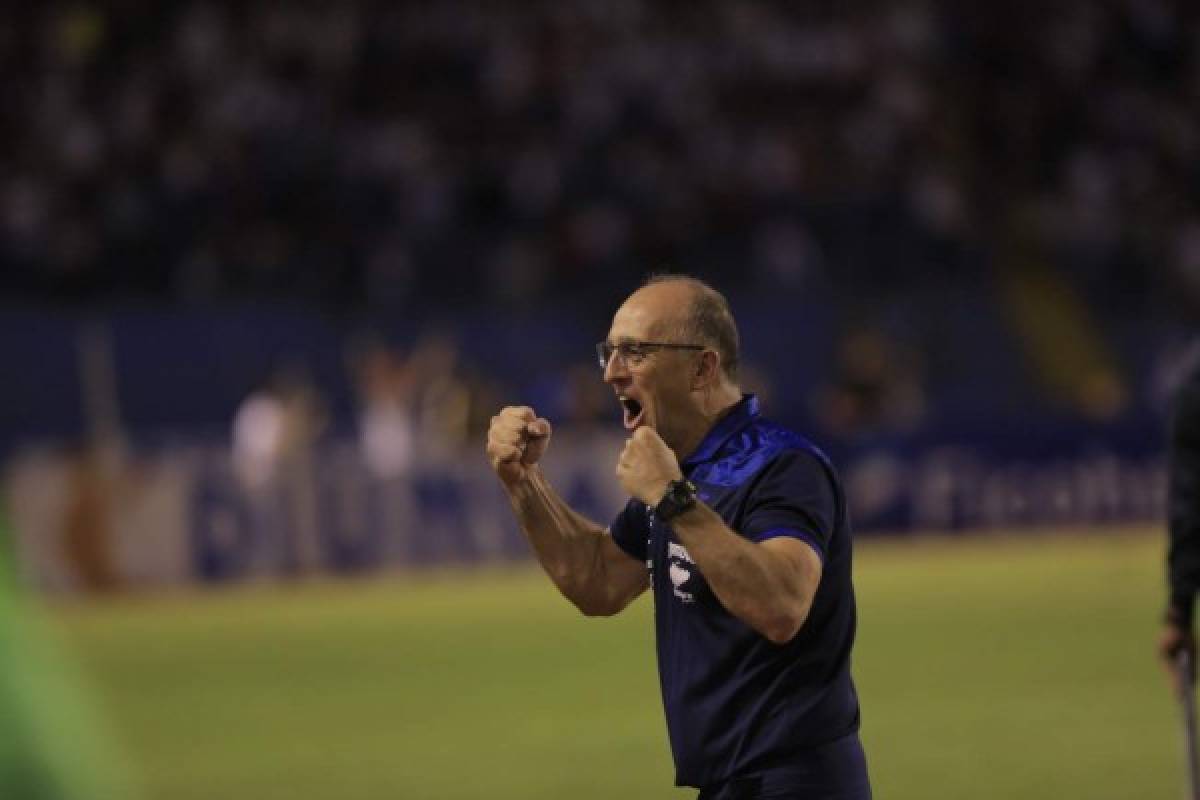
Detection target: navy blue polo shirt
<box><xmin>609</xmin><ymin>395</ymin><xmax>865</xmax><ymax>790</ymax></box>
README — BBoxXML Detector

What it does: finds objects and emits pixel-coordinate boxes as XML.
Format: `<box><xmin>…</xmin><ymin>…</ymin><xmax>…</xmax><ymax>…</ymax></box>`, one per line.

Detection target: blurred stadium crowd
<box><xmin>2</xmin><ymin>1</ymin><xmax>1197</xmax><ymax>309</ymax></box>
<box><xmin>2</xmin><ymin>1</ymin><xmax>1199</xmax><ymax>444</ymax></box>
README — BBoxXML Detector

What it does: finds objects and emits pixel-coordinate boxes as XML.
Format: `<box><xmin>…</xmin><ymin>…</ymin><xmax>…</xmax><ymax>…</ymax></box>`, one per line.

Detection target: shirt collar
<box><xmin>682</xmin><ymin>393</ymin><xmax>759</xmax><ymax>468</ymax></box>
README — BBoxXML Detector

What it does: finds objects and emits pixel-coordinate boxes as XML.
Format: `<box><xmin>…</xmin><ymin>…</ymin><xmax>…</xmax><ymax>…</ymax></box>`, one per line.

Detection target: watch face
<box><xmin>658</xmin><ymin>480</ymin><xmax>696</xmax><ymax>521</ymax></box>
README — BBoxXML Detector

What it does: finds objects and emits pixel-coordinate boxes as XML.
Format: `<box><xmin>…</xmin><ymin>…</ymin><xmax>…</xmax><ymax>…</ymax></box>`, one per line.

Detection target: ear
<box><xmin>692</xmin><ymin>349</ymin><xmax>721</xmax><ymax>389</ymax></box>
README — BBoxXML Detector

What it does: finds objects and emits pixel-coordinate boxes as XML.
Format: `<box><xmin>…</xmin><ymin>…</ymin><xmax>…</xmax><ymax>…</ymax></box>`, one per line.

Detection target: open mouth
<box><xmin>620</xmin><ymin>396</ymin><xmax>645</xmax><ymax>430</ymax></box>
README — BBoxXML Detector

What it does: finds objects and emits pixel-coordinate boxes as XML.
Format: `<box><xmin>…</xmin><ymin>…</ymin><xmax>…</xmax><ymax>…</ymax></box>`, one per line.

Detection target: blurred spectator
<box><xmin>0</xmin><ymin>1</ymin><xmax>1193</xmax><ymax>327</ymax></box>
<box><xmin>814</xmin><ymin>328</ymin><xmax>927</xmax><ymax>440</ymax></box>
<box><xmin>350</xmin><ymin>339</ymin><xmax>417</xmax><ymax>481</ymax></box>
<box><xmin>232</xmin><ymin>363</ymin><xmax>325</xmax><ymax>490</ymax></box>
<box><xmin>60</xmin><ymin>446</ymin><xmax>118</xmax><ymax>593</ymax></box>
<box><xmin>406</xmin><ymin>334</ymin><xmax>474</xmax><ymax>452</ymax></box>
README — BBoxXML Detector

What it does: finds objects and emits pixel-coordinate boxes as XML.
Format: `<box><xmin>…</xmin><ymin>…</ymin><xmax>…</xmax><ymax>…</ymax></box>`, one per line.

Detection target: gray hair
<box><xmin>644</xmin><ymin>273</ymin><xmax>740</xmax><ymax>380</ymax></box>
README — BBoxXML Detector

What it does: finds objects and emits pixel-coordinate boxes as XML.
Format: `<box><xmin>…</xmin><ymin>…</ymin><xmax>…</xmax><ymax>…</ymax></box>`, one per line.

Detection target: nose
<box><xmin>603</xmin><ymin>349</ymin><xmax>628</xmax><ymax>384</ymax></box>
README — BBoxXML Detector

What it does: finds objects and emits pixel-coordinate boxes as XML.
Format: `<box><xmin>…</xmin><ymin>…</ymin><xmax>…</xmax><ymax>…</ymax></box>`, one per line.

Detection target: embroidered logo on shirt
<box><xmin>667</xmin><ymin>542</ymin><xmax>696</xmax><ymax>604</ymax></box>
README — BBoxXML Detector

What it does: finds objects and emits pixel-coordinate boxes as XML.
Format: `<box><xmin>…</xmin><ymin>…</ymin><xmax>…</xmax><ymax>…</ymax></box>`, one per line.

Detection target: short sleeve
<box><xmin>742</xmin><ymin>450</ymin><xmax>840</xmax><ymax>562</ymax></box>
<box><xmin>608</xmin><ymin>500</ymin><xmax>649</xmax><ymax>562</ymax></box>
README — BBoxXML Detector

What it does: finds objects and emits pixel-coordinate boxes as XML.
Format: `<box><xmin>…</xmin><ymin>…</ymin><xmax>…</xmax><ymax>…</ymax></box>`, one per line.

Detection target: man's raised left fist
<box><xmin>616</xmin><ymin>426</ymin><xmax>683</xmax><ymax>506</ymax></box>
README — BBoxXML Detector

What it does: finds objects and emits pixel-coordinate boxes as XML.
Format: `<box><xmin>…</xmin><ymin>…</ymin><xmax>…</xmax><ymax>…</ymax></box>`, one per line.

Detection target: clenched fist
<box><xmin>487</xmin><ymin>406</ymin><xmax>553</xmax><ymax>486</ymax></box>
<box><xmin>617</xmin><ymin>427</ymin><xmax>683</xmax><ymax>506</ymax></box>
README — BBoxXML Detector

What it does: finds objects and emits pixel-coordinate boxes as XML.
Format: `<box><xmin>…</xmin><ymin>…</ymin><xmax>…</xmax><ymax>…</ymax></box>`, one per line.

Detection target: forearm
<box><xmin>672</xmin><ymin>503</ymin><xmax>812</xmax><ymax>643</ymax></box>
<box><xmin>504</xmin><ymin>468</ymin><xmax>617</xmax><ymax>610</ymax></box>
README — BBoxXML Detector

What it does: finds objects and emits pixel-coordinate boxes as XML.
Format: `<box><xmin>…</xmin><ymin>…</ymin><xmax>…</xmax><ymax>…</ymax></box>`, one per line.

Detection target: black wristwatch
<box><xmin>654</xmin><ymin>479</ymin><xmax>698</xmax><ymax>522</ymax></box>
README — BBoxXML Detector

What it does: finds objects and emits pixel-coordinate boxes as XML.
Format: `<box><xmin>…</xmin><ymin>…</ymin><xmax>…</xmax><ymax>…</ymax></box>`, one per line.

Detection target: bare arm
<box><xmin>488</xmin><ymin>406</ymin><xmax>647</xmax><ymax>616</ymax></box>
<box><xmin>505</xmin><ymin>467</ymin><xmax>647</xmax><ymax>616</ymax></box>
<box><xmin>672</xmin><ymin>503</ymin><xmax>821</xmax><ymax>644</ymax></box>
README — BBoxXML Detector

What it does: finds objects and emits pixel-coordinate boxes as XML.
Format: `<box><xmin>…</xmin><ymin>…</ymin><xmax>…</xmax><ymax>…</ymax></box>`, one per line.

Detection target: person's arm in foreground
<box><xmin>618</xmin><ymin>427</ymin><xmax>822</xmax><ymax>645</ymax></box>
<box><xmin>487</xmin><ymin>406</ymin><xmax>647</xmax><ymax>616</ymax></box>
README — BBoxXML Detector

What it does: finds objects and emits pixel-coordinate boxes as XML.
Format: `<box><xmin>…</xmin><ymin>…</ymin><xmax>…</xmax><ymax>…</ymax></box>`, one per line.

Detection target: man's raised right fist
<box><xmin>486</xmin><ymin>406</ymin><xmax>553</xmax><ymax>486</ymax></box>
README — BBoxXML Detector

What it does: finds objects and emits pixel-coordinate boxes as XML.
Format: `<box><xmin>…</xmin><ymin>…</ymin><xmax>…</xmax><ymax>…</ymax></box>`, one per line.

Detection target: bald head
<box><xmin>635</xmin><ymin>274</ymin><xmax>740</xmax><ymax>381</ymax></box>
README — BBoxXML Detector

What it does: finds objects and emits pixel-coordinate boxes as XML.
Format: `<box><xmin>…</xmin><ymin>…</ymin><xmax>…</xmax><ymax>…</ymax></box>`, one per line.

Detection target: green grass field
<box><xmin>44</xmin><ymin>528</ymin><xmax>1179</xmax><ymax>799</ymax></box>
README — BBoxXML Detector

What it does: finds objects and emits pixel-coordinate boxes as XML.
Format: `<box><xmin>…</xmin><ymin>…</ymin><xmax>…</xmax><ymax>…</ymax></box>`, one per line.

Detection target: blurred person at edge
<box><xmin>486</xmin><ymin>275</ymin><xmax>870</xmax><ymax>799</ymax></box>
<box><xmin>232</xmin><ymin>364</ymin><xmax>325</xmax><ymax>491</ymax></box>
<box><xmin>1160</xmin><ymin>352</ymin><xmax>1200</xmax><ymax>693</ymax></box>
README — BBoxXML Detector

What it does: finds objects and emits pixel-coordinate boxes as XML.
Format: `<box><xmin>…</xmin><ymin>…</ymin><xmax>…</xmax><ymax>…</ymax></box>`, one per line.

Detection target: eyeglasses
<box><xmin>595</xmin><ymin>340</ymin><xmax>705</xmax><ymax>370</ymax></box>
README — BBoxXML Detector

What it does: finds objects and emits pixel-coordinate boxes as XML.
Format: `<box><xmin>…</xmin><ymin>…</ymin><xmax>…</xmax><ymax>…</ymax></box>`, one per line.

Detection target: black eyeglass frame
<box><xmin>595</xmin><ymin>340</ymin><xmax>706</xmax><ymax>370</ymax></box>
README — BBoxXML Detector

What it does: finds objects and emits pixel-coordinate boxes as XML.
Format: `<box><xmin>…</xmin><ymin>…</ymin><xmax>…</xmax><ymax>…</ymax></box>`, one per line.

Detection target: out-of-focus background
<box><xmin>0</xmin><ymin>2</ymin><xmax>1196</xmax><ymax>798</ymax></box>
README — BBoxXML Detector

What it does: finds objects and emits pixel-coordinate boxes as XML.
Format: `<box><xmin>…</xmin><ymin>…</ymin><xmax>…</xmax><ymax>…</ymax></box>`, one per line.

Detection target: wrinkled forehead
<box><xmin>607</xmin><ymin>288</ymin><xmax>687</xmax><ymax>342</ymax></box>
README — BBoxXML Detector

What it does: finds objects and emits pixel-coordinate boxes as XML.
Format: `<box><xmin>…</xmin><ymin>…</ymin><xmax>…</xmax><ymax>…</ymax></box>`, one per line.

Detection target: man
<box><xmin>1161</xmin><ymin>353</ymin><xmax>1200</xmax><ymax>693</ymax></box>
<box><xmin>486</xmin><ymin>275</ymin><xmax>870</xmax><ymax>798</ymax></box>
